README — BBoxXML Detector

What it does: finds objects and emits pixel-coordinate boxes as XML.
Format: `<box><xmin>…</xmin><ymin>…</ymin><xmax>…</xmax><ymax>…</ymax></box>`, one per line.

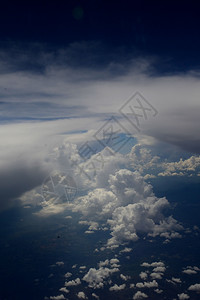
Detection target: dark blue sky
<box><xmin>0</xmin><ymin>0</ymin><xmax>200</xmax><ymax>72</ymax></box>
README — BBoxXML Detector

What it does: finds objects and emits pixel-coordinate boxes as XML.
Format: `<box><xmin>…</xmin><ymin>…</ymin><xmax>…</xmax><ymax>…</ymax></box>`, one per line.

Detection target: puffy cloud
<box><xmin>98</xmin><ymin>258</ymin><xmax>120</xmax><ymax>269</ymax></box>
<box><xmin>110</xmin><ymin>258</ymin><xmax>120</xmax><ymax>265</ymax></box>
<box><xmin>152</xmin><ymin>266</ymin><xmax>166</xmax><ymax>273</ymax></box>
<box><xmin>167</xmin><ymin>277</ymin><xmax>182</xmax><ymax>285</ymax></box>
<box><xmin>98</xmin><ymin>260</ymin><xmax>110</xmax><ymax>268</ymax></box>
<box><xmin>56</xmin><ymin>261</ymin><xmax>64</xmax><ymax>266</ymax></box>
<box><xmin>183</xmin><ymin>269</ymin><xmax>197</xmax><ymax>275</ymax></box>
<box><xmin>136</xmin><ymin>280</ymin><xmax>158</xmax><ymax>289</ymax></box>
<box><xmin>120</xmin><ymin>247</ymin><xmax>132</xmax><ymax>253</ymax></box>
<box><xmin>74</xmin><ymin>167</ymin><xmax>181</xmax><ymax>248</ymax></box>
<box><xmin>29</xmin><ymin>140</ymin><xmax>183</xmax><ymax>251</ymax></box>
<box><xmin>77</xmin><ymin>292</ymin><xmax>87</xmax><ymax>299</ymax></box>
<box><xmin>150</xmin><ymin>273</ymin><xmax>163</xmax><ymax>280</ymax></box>
<box><xmin>65</xmin><ymin>278</ymin><xmax>81</xmax><ymax>287</ymax></box>
<box><xmin>49</xmin><ymin>295</ymin><xmax>66</xmax><ymax>300</ymax></box>
<box><xmin>59</xmin><ymin>287</ymin><xmax>69</xmax><ymax>294</ymax></box>
<box><xmin>188</xmin><ymin>283</ymin><xmax>200</xmax><ymax>292</ymax></box>
<box><xmin>74</xmin><ymin>188</ymin><xmax>118</xmax><ymax>221</ymax></box>
<box><xmin>158</xmin><ymin>156</ymin><xmax>200</xmax><ymax>177</ymax></box>
<box><xmin>154</xmin><ymin>289</ymin><xmax>163</xmax><ymax>294</ymax></box>
<box><xmin>133</xmin><ymin>291</ymin><xmax>148</xmax><ymax>299</ymax></box>
<box><xmin>120</xmin><ymin>274</ymin><xmax>131</xmax><ymax>281</ymax></box>
<box><xmin>141</xmin><ymin>261</ymin><xmax>166</xmax><ymax>280</ymax></box>
<box><xmin>83</xmin><ymin>266</ymin><xmax>119</xmax><ymax>289</ymax></box>
<box><xmin>141</xmin><ymin>263</ymin><xmax>151</xmax><ymax>268</ymax></box>
<box><xmin>172</xmin><ymin>277</ymin><xmax>182</xmax><ymax>284</ymax></box>
<box><xmin>141</xmin><ymin>262</ymin><xmax>165</xmax><ymax>268</ymax></box>
<box><xmin>64</xmin><ymin>272</ymin><xmax>72</xmax><ymax>278</ymax></box>
<box><xmin>183</xmin><ymin>266</ymin><xmax>200</xmax><ymax>275</ymax></box>
<box><xmin>92</xmin><ymin>293</ymin><xmax>99</xmax><ymax>300</ymax></box>
<box><xmin>139</xmin><ymin>272</ymin><xmax>148</xmax><ymax>280</ymax></box>
<box><xmin>109</xmin><ymin>283</ymin><xmax>126</xmax><ymax>291</ymax></box>
<box><xmin>130</xmin><ymin>144</ymin><xmax>200</xmax><ymax>178</ymax></box>
<box><xmin>129</xmin><ymin>144</ymin><xmax>160</xmax><ymax>175</ymax></box>
<box><xmin>178</xmin><ymin>293</ymin><xmax>190</xmax><ymax>299</ymax></box>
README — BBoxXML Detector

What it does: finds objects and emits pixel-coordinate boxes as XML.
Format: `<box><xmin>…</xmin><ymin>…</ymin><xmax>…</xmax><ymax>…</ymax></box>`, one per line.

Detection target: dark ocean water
<box><xmin>0</xmin><ymin>176</ymin><xmax>200</xmax><ymax>300</ymax></box>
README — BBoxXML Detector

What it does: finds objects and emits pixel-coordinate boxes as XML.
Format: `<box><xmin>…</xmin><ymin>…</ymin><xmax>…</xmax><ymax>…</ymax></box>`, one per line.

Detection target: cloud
<box><xmin>109</xmin><ymin>283</ymin><xmax>126</xmax><ymax>291</ymax></box>
<box><xmin>98</xmin><ymin>260</ymin><xmax>110</xmax><ymax>268</ymax></box>
<box><xmin>172</xmin><ymin>277</ymin><xmax>182</xmax><ymax>284</ymax></box>
<box><xmin>188</xmin><ymin>283</ymin><xmax>200</xmax><ymax>292</ymax></box>
<box><xmin>0</xmin><ymin>161</ymin><xmax>48</xmax><ymax>211</ymax></box>
<box><xmin>139</xmin><ymin>272</ymin><xmax>148</xmax><ymax>280</ymax></box>
<box><xmin>72</xmin><ymin>162</ymin><xmax>182</xmax><ymax>248</ymax></box>
<box><xmin>72</xmin><ymin>264</ymin><xmax>77</xmax><ymax>269</ymax></box>
<box><xmin>133</xmin><ymin>291</ymin><xmax>148</xmax><ymax>299</ymax></box>
<box><xmin>183</xmin><ymin>269</ymin><xmax>197</xmax><ymax>275</ymax></box>
<box><xmin>141</xmin><ymin>262</ymin><xmax>165</xmax><ymax>268</ymax></box>
<box><xmin>110</xmin><ymin>258</ymin><xmax>120</xmax><ymax>265</ymax></box>
<box><xmin>56</xmin><ymin>261</ymin><xmax>64</xmax><ymax>266</ymax></box>
<box><xmin>120</xmin><ymin>274</ymin><xmax>131</xmax><ymax>281</ymax></box>
<box><xmin>183</xmin><ymin>266</ymin><xmax>200</xmax><ymax>275</ymax></box>
<box><xmin>59</xmin><ymin>288</ymin><xmax>69</xmax><ymax>294</ymax></box>
<box><xmin>83</xmin><ymin>267</ymin><xmax>119</xmax><ymax>289</ymax></box>
<box><xmin>136</xmin><ymin>280</ymin><xmax>158</xmax><ymax>289</ymax></box>
<box><xmin>49</xmin><ymin>295</ymin><xmax>66</xmax><ymax>300</ymax></box>
<box><xmin>167</xmin><ymin>277</ymin><xmax>182</xmax><ymax>284</ymax></box>
<box><xmin>120</xmin><ymin>247</ymin><xmax>132</xmax><ymax>253</ymax></box>
<box><xmin>130</xmin><ymin>144</ymin><xmax>200</xmax><ymax>178</ymax></box>
<box><xmin>178</xmin><ymin>293</ymin><xmax>190</xmax><ymax>299</ymax></box>
<box><xmin>64</xmin><ymin>272</ymin><xmax>72</xmax><ymax>278</ymax></box>
<box><xmin>1</xmin><ymin>43</ymin><xmax>200</xmax><ymax>214</ymax></box>
<box><xmin>152</xmin><ymin>266</ymin><xmax>166</xmax><ymax>273</ymax></box>
<box><xmin>140</xmin><ymin>261</ymin><xmax>166</xmax><ymax>281</ymax></box>
<box><xmin>77</xmin><ymin>292</ymin><xmax>87</xmax><ymax>299</ymax></box>
<box><xmin>83</xmin><ymin>259</ymin><xmax>120</xmax><ymax>289</ymax></box>
<box><xmin>150</xmin><ymin>273</ymin><xmax>163</xmax><ymax>280</ymax></box>
<box><xmin>65</xmin><ymin>278</ymin><xmax>81</xmax><ymax>287</ymax></box>
<box><xmin>92</xmin><ymin>293</ymin><xmax>99</xmax><ymax>299</ymax></box>
<box><xmin>158</xmin><ymin>156</ymin><xmax>200</xmax><ymax>177</ymax></box>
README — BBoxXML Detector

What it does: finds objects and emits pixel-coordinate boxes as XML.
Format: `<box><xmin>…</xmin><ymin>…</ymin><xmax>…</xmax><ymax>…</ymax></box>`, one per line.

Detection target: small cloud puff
<box><xmin>188</xmin><ymin>283</ymin><xmax>200</xmax><ymax>292</ymax></box>
<box><xmin>136</xmin><ymin>280</ymin><xmax>158</xmax><ymax>289</ymax></box>
<box><xmin>109</xmin><ymin>283</ymin><xmax>126</xmax><ymax>291</ymax></box>
<box><xmin>120</xmin><ymin>274</ymin><xmax>131</xmax><ymax>281</ymax></box>
<box><xmin>56</xmin><ymin>261</ymin><xmax>64</xmax><ymax>266</ymax></box>
<box><xmin>83</xmin><ymin>259</ymin><xmax>120</xmax><ymax>289</ymax></box>
<box><xmin>49</xmin><ymin>295</ymin><xmax>66</xmax><ymax>300</ymax></box>
<box><xmin>77</xmin><ymin>291</ymin><xmax>87</xmax><ymax>299</ymax></box>
<box><xmin>133</xmin><ymin>291</ymin><xmax>148</xmax><ymax>299</ymax></box>
<box><xmin>183</xmin><ymin>266</ymin><xmax>200</xmax><ymax>275</ymax></box>
<box><xmin>139</xmin><ymin>272</ymin><xmax>148</xmax><ymax>280</ymax></box>
<box><xmin>65</xmin><ymin>278</ymin><xmax>81</xmax><ymax>287</ymax></box>
<box><xmin>59</xmin><ymin>287</ymin><xmax>69</xmax><ymax>294</ymax></box>
<box><xmin>92</xmin><ymin>293</ymin><xmax>99</xmax><ymax>299</ymax></box>
<box><xmin>178</xmin><ymin>293</ymin><xmax>190</xmax><ymax>299</ymax></box>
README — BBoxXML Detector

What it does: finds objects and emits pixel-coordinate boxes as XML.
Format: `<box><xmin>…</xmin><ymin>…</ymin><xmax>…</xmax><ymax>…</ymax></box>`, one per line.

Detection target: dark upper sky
<box><xmin>0</xmin><ymin>0</ymin><xmax>200</xmax><ymax>72</ymax></box>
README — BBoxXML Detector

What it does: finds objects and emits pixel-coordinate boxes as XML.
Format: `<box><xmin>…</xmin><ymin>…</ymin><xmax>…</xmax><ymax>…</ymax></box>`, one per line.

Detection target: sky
<box><xmin>1</xmin><ymin>1</ymin><xmax>200</xmax><ymax>300</ymax></box>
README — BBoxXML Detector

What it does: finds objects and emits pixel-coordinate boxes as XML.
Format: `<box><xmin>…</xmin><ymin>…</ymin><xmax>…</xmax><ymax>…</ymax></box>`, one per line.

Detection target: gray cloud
<box><xmin>0</xmin><ymin>163</ymin><xmax>47</xmax><ymax>211</ymax></box>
